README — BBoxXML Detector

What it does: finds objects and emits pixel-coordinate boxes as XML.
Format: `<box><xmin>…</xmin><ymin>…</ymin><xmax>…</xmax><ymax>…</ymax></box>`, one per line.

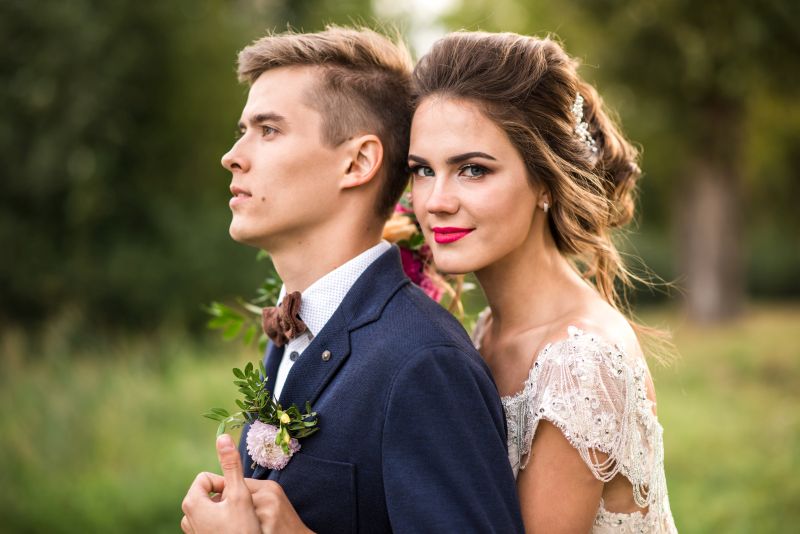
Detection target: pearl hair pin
<box><xmin>571</xmin><ymin>93</ymin><xmax>598</xmax><ymax>154</ymax></box>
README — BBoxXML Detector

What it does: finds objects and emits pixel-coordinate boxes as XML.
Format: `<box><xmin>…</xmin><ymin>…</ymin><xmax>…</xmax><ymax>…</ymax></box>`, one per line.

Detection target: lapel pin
<box><xmin>321</xmin><ymin>350</ymin><xmax>331</xmax><ymax>362</ymax></box>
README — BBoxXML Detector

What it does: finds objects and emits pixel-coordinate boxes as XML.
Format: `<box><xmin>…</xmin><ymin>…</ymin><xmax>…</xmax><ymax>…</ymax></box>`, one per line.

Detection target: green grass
<box><xmin>0</xmin><ymin>304</ymin><xmax>798</xmax><ymax>533</ymax></box>
<box><xmin>0</xmin><ymin>332</ymin><xmax>254</xmax><ymax>534</ymax></box>
<box><xmin>646</xmin><ymin>304</ymin><xmax>800</xmax><ymax>532</ymax></box>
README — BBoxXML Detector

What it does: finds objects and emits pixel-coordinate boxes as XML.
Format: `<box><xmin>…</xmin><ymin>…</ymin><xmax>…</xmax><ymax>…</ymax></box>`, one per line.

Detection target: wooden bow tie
<box><xmin>261</xmin><ymin>291</ymin><xmax>308</xmax><ymax>347</ymax></box>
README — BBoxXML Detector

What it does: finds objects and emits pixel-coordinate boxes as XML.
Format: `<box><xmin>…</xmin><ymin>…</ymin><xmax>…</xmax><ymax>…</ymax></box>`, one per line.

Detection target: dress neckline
<box><xmin>497</xmin><ymin>325</ymin><xmax>627</xmax><ymax>401</ymax></box>
<box><xmin>471</xmin><ymin>309</ymin><xmax>629</xmax><ymax>401</ymax></box>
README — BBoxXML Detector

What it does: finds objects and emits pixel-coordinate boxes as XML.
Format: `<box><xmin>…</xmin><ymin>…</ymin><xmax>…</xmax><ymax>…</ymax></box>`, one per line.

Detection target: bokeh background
<box><xmin>1</xmin><ymin>0</ymin><xmax>798</xmax><ymax>532</ymax></box>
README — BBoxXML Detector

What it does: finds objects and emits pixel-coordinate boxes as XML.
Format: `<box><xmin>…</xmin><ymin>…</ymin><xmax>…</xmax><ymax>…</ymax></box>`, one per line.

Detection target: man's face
<box><xmin>222</xmin><ymin>67</ymin><xmax>345</xmax><ymax>251</ymax></box>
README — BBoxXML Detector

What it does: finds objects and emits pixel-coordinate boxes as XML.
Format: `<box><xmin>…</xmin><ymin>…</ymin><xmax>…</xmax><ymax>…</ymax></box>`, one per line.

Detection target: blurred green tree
<box><xmin>577</xmin><ymin>0</ymin><xmax>800</xmax><ymax>323</ymax></box>
<box><xmin>0</xmin><ymin>0</ymin><xmax>373</xmax><ymax>337</ymax></box>
<box><xmin>443</xmin><ymin>0</ymin><xmax>800</xmax><ymax>322</ymax></box>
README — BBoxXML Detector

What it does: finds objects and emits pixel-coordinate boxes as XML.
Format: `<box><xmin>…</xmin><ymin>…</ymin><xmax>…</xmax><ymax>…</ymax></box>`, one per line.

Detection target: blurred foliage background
<box><xmin>1</xmin><ymin>0</ymin><xmax>798</xmax><ymax>532</ymax></box>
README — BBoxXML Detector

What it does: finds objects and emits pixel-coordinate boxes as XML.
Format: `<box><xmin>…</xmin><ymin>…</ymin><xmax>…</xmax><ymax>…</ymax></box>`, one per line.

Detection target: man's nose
<box><xmin>221</xmin><ymin>140</ymin><xmax>248</xmax><ymax>172</ymax></box>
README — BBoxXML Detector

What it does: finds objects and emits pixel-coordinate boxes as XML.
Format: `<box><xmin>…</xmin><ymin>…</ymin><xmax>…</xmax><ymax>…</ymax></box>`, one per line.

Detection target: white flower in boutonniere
<box><xmin>246</xmin><ymin>420</ymin><xmax>301</xmax><ymax>470</ymax></box>
<box><xmin>204</xmin><ymin>361</ymin><xmax>319</xmax><ymax>470</ymax></box>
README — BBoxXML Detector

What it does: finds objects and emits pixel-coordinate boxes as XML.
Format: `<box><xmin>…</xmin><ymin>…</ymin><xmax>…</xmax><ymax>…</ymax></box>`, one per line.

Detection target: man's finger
<box><xmin>180</xmin><ymin>515</ymin><xmax>193</xmax><ymax>534</ymax></box>
<box><xmin>243</xmin><ymin>477</ymin><xmax>281</xmax><ymax>493</ymax></box>
<box><xmin>186</xmin><ymin>472</ymin><xmax>226</xmax><ymax>501</ymax></box>
<box><xmin>217</xmin><ymin>433</ymin><xmax>247</xmax><ymax>496</ymax></box>
<box><xmin>203</xmin><ymin>472</ymin><xmax>226</xmax><ymax>494</ymax></box>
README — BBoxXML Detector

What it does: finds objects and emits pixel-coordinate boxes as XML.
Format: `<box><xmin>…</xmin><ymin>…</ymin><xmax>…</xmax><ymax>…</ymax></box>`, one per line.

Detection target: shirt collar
<box><xmin>277</xmin><ymin>241</ymin><xmax>391</xmax><ymax>337</ymax></box>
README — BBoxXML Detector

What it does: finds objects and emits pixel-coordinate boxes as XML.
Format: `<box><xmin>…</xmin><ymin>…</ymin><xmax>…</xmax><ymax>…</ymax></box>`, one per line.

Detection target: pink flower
<box><xmin>399</xmin><ymin>247</ymin><xmax>424</xmax><ymax>285</ymax></box>
<box><xmin>419</xmin><ymin>275</ymin><xmax>444</xmax><ymax>302</ymax></box>
<box><xmin>399</xmin><ymin>246</ymin><xmax>446</xmax><ymax>302</ymax></box>
<box><xmin>393</xmin><ymin>196</ymin><xmax>413</xmax><ymax>214</ymax></box>
<box><xmin>417</xmin><ymin>244</ymin><xmax>433</xmax><ymax>261</ymax></box>
<box><xmin>246</xmin><ymin>421</ymin><xmax>300</xmax><ymax>470</ymax></box>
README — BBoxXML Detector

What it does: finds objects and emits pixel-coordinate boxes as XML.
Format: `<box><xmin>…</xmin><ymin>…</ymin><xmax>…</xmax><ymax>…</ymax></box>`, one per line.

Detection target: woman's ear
<box><xmin>340</xmin><ymin>134</ymin><xmax>384</xmax><ymax>189</ymax></box>
<box><xmin>537</xmin><ymin>187</ymin><xmax>552</xmax><ymax>212</ymax></box>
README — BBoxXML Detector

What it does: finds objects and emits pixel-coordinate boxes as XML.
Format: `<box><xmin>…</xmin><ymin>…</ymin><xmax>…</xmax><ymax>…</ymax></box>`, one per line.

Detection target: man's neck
<box><xmin>268</xmin><ymin>231</ymin><xmax>383</xmax><ymax>294</ymax></box>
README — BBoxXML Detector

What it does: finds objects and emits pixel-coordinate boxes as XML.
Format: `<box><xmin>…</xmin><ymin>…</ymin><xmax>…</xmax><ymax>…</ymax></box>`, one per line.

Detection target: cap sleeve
<box><xmin>518</xmin><ymin>327</ymin><xmax>666</xmax><ymax>509</ymax></box>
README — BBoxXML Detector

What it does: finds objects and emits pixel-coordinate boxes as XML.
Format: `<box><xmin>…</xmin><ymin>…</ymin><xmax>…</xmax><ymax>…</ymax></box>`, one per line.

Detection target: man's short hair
<box><xmin>237</xmin><ymin>26</ymin><xmax>413</xmax><ymax>220</ymax></box>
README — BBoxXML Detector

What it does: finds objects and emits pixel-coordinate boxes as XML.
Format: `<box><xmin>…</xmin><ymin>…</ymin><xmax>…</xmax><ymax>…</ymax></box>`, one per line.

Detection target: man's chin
<box><xmin>229</xmin><ymin>226</ymin><xmax>259</xmax><ymax>247</ymax></box>
<box><xmin>230</xmin><ymin>225</ymin><xmax>277</xmax><ymax>254</ymax></box>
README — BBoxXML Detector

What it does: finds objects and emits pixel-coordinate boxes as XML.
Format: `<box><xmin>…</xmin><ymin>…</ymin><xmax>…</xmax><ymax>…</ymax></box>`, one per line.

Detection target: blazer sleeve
<box><xmin>381</xmin><ymin>344</ymin><xmax>524</xmax><ymax>533</ymax></box>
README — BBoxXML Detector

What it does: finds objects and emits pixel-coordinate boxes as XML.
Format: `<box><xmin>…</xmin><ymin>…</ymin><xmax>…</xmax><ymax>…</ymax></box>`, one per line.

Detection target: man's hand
<box><xmin>244</xmin><ymin>478</ymin><xmax>314</xmax><ymax>534</ymax></box>
<box><xmin>180</xmin><ymin>434</ymin><xmax>261</xmax><ymax>534</ymax></box>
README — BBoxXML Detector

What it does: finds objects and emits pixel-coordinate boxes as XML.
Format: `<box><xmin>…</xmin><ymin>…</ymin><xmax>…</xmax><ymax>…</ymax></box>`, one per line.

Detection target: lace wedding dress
<box><xmin>473</xmin><ymin>311</ymin><xmax>677</xmax><ymax>532</ymax></box>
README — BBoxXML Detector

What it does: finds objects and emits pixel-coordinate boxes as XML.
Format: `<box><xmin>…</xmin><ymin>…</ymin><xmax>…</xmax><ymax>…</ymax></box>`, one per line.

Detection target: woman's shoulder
<box><xmin>539</xmin><ymin>299</ymin><xmax>643</xmax><ymax>365</ymax></box>
<box><xmin>472</xmin><ymin>300</ymin><xmax>643</xmax><ymax>365</ymax></box>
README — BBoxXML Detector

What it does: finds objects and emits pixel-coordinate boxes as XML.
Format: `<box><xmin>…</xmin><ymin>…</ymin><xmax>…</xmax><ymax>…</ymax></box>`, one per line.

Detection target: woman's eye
<box><xmin>460</xmin><ymin>164</ymin><xmax>487</xmax><ymax>178</ymax></box>
<box><xmin>410</xmin><ymin>165</ymin><xmax>435</xmax><ymax>178</ymax></box>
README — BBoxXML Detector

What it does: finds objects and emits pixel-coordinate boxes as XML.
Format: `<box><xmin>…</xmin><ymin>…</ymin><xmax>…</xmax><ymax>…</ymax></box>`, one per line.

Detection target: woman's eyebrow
<box><xmin>408</xmin><ymin>152</ymin><xmax>497</xmax><ymax>165</ymax></box>
<box><xmin>446</xmin><ymin>151</ymin><xmax>497</xmax><ymax>165</ymax></box>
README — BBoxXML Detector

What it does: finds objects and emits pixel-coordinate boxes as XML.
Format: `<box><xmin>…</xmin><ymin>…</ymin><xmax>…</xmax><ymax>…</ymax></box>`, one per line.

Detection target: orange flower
<box><xmin>381</xmin><ymin>213</ymin><xmax>419</xmax><ymax>243</ymax></box>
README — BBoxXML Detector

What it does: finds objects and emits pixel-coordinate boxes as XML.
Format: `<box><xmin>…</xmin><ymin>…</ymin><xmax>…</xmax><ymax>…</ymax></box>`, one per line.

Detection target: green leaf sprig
<box><xmin>203</xmin><ymin>361</ymin><xmax>319</xmax><ymax>454</ymax></box>
<box><xmin>204</xmin><ymin>252</ymin><xmax>282</xmax><ymax>353</ymax></box>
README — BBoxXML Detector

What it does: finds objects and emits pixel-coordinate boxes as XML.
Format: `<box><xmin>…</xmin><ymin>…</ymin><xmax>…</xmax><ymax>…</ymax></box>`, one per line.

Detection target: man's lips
<box><xmin>431</xmin><ymin>226</ymin><xmax>474</xmax><ymax>244</ymax></box>
<box><xmin>229</xmin><ymin>185</ymin><xmax>252</xmax><ymax>208</ymax></box>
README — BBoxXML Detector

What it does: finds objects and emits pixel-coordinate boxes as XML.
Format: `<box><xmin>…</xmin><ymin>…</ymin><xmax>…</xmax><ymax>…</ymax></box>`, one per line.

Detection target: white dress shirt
<box><xmin>272</xmin><ymin>240</ymin><xmax>391</xmax><ymax>400</ymax></box>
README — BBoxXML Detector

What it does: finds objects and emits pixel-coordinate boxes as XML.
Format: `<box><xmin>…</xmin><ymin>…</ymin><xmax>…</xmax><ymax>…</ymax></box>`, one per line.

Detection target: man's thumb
<box><xmin>216</xmin><ymin>434</ymin><xmax>246</xmax><ymax>495</ymax></box>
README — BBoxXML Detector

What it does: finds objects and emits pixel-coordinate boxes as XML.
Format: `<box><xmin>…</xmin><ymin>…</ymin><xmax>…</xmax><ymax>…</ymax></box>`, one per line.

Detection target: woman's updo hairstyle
<box><xmin>413</xmin><ymin>31</ymin><xmax>643</xmax><ymax>313</ymax></box>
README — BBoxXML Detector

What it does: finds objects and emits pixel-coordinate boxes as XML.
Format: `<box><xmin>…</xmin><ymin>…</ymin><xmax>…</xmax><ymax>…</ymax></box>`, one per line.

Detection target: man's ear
<box><xmin>340</xmin><ymin>134</ymin><xmax>383</xmax><ymax>190</ymax></box>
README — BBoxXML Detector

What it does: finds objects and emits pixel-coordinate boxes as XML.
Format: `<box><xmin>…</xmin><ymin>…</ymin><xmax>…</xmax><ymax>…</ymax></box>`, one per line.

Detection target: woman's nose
<box><xmin>422</xmin><ymin>175</ymin><xmax>459</xmax><ymax>215</ymax></box>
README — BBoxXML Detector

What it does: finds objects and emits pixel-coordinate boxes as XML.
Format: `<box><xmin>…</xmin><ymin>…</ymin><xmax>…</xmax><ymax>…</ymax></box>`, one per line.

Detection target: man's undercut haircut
<box><xmin>237</xmin><ymin>26</ymin><xmax>414</xmax><ymax>220</ymax></box>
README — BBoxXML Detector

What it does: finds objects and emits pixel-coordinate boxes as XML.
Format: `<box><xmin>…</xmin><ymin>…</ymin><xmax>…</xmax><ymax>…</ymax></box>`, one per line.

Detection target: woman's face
<box><xmin>409</xmin><ymin>97</ymin><xmax>541</xmax><ymax>274</ymax></box>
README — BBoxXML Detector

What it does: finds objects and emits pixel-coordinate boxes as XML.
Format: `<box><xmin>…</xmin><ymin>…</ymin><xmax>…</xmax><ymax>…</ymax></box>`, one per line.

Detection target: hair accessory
<box><xmin>571</xmin><ymin>93</ymin><xmax>598</xmax><ymax>154</ymax></box>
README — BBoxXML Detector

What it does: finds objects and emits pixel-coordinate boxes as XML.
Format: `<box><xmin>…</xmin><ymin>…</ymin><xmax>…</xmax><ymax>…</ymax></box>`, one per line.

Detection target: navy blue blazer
<box><xmin>238</xmin><ymin>247</ymin><xmax>523</xmax><ymax>533</ymax></box>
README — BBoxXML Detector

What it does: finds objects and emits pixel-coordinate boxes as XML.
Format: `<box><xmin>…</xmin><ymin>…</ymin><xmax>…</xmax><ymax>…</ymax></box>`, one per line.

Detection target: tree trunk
<box><xmin>678</xmin><ymin>100</ymin><xmax>745</xmax><ymax>324</ymax></box>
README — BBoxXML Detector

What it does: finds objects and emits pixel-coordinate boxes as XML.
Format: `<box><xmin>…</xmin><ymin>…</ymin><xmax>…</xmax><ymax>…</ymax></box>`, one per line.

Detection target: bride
<box><xmin>408</xmin><ymin>32</ymin><xmax>677</xmax><ymax>532</ymax></box>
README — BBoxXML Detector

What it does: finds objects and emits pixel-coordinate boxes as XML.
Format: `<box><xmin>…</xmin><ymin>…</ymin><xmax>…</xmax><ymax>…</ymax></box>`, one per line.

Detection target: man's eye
<box><xmin>262</xmin><ymin>126</ymin><xmax>277</xmax><ymax>136</ymax></box>
<box><xmin>409</xmin><ymin>165</ymin><xmax>434</xmax><ymax>177</ymax></box>
<box><xmin>460</xmin><ymin>164</ymin><xmax>488</xmax><ymax>178</ymax></box>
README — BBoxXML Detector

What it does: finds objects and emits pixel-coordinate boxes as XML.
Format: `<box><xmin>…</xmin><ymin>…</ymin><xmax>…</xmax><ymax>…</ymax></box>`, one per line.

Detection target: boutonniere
<box><xmin>204</xmin><ymin>361</ymin><xmax>319</xmax><ymax>470</ymax></box>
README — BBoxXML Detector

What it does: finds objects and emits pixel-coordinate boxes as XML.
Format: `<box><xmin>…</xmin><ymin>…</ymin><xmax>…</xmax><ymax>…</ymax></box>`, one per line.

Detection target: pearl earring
<box><xmin>542</xmin><ymin>201</ymin><xmax>549</xmax><ymax>213</ymax></box>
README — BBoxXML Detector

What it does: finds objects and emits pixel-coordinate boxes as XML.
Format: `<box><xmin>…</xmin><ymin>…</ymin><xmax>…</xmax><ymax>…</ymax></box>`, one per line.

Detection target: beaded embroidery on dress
<box><xmin>473</xmin><ymin>309</ymin><xmax>677</xmax><ymax>532</ymax></box>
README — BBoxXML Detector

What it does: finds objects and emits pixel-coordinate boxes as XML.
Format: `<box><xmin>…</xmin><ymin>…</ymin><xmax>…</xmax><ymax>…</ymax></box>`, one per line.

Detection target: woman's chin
<box><xmin>431</xmin><ymin>256</ymin><xmax>478</xmax><ymax>276</ymax></box>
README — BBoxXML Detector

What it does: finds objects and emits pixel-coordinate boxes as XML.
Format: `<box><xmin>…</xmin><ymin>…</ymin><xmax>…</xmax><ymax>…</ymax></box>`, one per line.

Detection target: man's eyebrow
<box><xmin>237</xmin><ymin>112</ymin><xmax>287</xmax><ymax>130</ymax></box>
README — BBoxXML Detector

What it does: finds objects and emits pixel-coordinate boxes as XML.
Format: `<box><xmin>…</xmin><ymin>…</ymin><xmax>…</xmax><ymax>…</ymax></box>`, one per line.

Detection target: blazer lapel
<box><xmin>277</xmin><ymin>310</ymin><xmax>351</xmax><ymax>409</ymax></box>
<box><xmin>252</xmin><ymin>246</ymin><xmax>409</xmax><ymax>480</ymax></box>
<box><xmin>263</xmin><ymin>342</ymin><xmax>284</xmax><ymax>395</ymax></box>
<box><xmin>277</xmin><ymin>246</ymin><xmax>409</xmax><ymax>410</ymax></box>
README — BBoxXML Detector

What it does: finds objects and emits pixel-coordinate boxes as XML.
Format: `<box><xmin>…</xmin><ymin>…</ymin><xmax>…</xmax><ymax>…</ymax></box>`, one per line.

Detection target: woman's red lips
<box><xmin>432</xmin><ymin>226</ymin><xmax>474</xmax><ymax>244</ymax></box>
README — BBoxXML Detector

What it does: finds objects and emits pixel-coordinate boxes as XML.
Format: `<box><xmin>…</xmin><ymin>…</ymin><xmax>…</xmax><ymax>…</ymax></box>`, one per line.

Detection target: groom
<box><xmin>181</xmin><ymin>27</ymin><xmax>522</xmax><ymax>533</ymax></box>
